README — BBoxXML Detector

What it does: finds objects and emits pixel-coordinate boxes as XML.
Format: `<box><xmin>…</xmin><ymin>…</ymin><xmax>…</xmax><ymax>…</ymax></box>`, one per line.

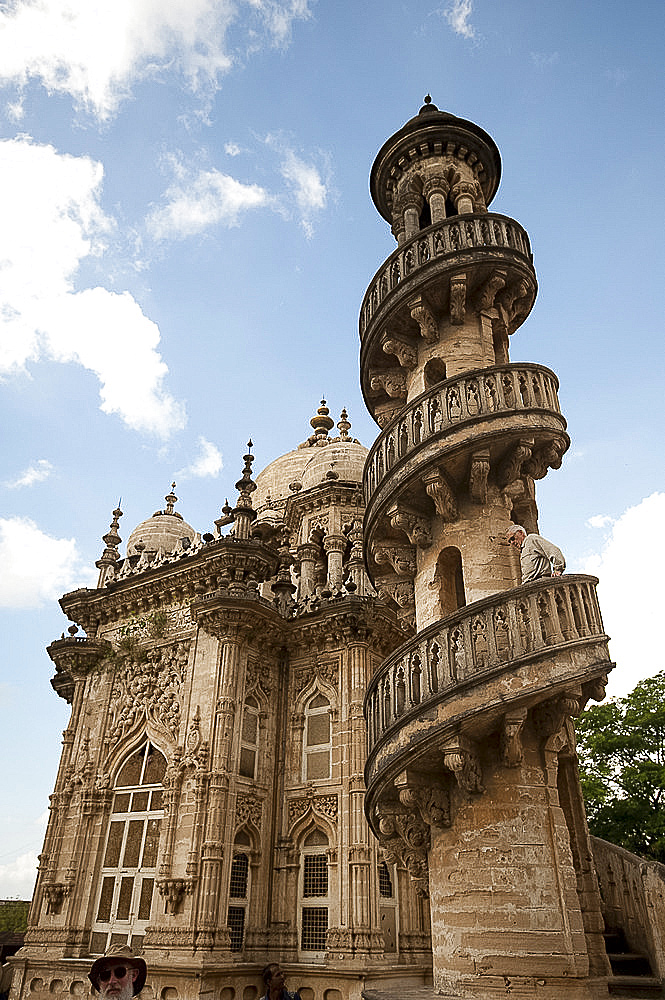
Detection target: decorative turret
<box><xmin>231</xmin><ymin>440</ymin><xmax>258</xmax><ymax>540</ymax></box>
<box><xmin>361</xmin><ymin>102</ymin><xmax>613</xmax><ymax>1000</ymax></box>
<box><xmin>95</xmin><ymin>504</ymin><xmax>123</xmax><ymax>587</ymax></box>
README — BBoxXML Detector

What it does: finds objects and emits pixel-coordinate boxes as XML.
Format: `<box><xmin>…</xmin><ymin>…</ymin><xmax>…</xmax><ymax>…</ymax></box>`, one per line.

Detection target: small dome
<box><xmin>301</xmin><ymin>440</ymin><xmax>367</xmax><ymax>491</ymax></box>
<box><xmin>126</xmin><ymin>512</ymin><xmax>196</xmax><ymax>556</ymax></box>
<box><xmin>254</xmin><ymin>448</ymin><xmax>313</xmax><ymax>511</ymax></box>
<box><xmin>125</xmin><ymin>485</ymin><xmax>196</xmax><ymax>556</ymax></box>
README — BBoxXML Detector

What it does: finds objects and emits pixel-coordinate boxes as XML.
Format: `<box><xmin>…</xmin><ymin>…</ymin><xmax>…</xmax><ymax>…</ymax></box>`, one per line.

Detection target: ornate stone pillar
<box><xmin>324</xmin><ymin>533</ymin><xmax>347</xmax><ymax>591</ymax></box>
<box><xmin>297</xmin><ymin>542</ymin><xmax>319</xmax><ymax>599</ymax></box>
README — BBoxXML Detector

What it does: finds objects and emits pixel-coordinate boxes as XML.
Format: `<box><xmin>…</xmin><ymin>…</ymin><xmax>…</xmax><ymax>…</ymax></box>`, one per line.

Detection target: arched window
<box><xmin>303</xmin><ymin>693</ymin><xmax>331</xmax><ymax>781</ymax></box>
<box><xmin>227</xmin><ymin>831</ymin><xmax>251</xmax><ymax>952</ymax></box>
<box><xmin>436</xmin><ymin>546</ymin><xmax>466</xmax><ymax>617</ymax></box>
<box><xmin>239</xmin><ymin>696</ymin><xmax>260</xmax><ymax>778</ymax></box>
<box><xmin>378</xmin><ymin>860</ymin><xmax>397</xmax><ymax>954</ymax></box>
<box><xmin>91</xmin><ymin>743</ymin><xmax>165</xmax><ymax>955</ymax></box>
<box><xmin>300</xmin><ymin>829</ymin><xmax>329</xmax><ymax>957</ymax></box>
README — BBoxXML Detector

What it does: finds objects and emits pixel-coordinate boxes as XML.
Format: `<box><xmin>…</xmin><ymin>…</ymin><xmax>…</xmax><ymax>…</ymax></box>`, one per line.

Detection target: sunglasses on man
<box><xmin>98</xmin><ymin>967</ymin><xmax>131</xmax><ymax>982</ymax></box>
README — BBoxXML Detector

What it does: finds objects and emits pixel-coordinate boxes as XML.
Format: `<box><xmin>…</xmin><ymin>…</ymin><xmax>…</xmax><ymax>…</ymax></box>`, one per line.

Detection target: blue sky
<box><xmin>1</xmin><ymin>0</ymin><xmax>664</xmax><ymax>898</ymax></box>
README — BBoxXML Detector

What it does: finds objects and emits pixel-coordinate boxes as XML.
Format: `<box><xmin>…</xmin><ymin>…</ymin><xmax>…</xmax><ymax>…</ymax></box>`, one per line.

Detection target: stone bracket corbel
<box><xmin>474</xmin><ymin>269</ymin><xmax>507</xmax><ymax>312</ymax></box>
<box><xmin>469</xmin><ymin>449</ymin><xmax>491</xmax><ymax>504</ymax></box>
<box><xmin>500</xmin><ymin>709</ymin><xmax>528</xmax><ymax>767</ymax></box>
<box><xmin>422</xmin><ymin>468</ymin><xmax>458</xmax><ymax>521</ymax></box>
<box><xmin>381</xmin><ymin>333</ymin><xmax>418</xmax><ymax>369</ymax></box>
<box><xmin>387</xmin><ymin>503</ymin><xmax>432</xmax><ymax>548</ymax></box>
<box><xmin>394</xmin><ymin>770</ymin><xmax>452</xmax><ymax>828</ymax></box>
<box><xmin>372</xmin><ymin>542</ymin><xmax>417</xmax><ymax>577</ymax></box>
<box><xmin>157</xmin><ymin>877</ymin><xmax>195</xmax><ymax>915</ymax></box>
<box><xmin>450</xmin><ymin>273</ymin><xmax>467</xmax><ymax>325</ymax></box>
<box><xmin>497</xmin><ymin>438</ymin><xmax>534</xmax><ymax>488</ymax></box>
<box><xmin>533</xmin><ymin>689</ymin><xmax>582</xmax><ymax>744</ymax></box>
<box><xmin>374</xmin><ymin>801</ymin><xmax>430</xmax><ymax>898</ymax></box>
<box><xmin>441</xmin><ymin>735</ymin><xmax>484</xmax><ymax>793</ymax></box>
<box><xmin>369</xmin><ymin>370</ymin><xmax>407</xmax><ymax>400</ymax></box>
<box><xmin>408</xmin><ymin>294</ymin><xmax>439</xmax><ymax>343</ymax></box>
<box><xmin>523</xmin><ymin>438</ymin><xmax>566</xmax><ymax>480</ymax></box>
<box><xmin>43</xmin><ymin>882</ymin><xmax>71</xmax><ymax>915</ymax></box>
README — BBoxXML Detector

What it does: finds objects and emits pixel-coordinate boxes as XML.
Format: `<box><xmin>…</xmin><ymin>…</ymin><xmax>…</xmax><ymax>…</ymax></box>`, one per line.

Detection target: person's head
<box><xmin>89</xmin><ymin>946</ymin><xmax>146</xmax><ymax>1000</ymax></box>
<box><xmin>506</xmin><ymin>524</ymin><xmax>527</xmax><ymax>549</ymax></box>
<box><xmin>262</xmin><ymin>964</ymin><xmax>285</xmax><ymax>993</ymax></box>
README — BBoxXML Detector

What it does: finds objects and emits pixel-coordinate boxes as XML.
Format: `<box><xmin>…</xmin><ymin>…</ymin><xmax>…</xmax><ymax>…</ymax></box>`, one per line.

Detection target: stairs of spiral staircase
<box><xmin>605</xmin><ymin>927</ymin><xmax>664</xmax><ymax>998</ymax></box>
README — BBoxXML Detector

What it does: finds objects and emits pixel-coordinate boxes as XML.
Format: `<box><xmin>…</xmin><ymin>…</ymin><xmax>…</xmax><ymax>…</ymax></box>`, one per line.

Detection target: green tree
<box><xmin>576</xmin><ymin>670</ymin><xmax>665</xmax><ymax>862</ymax></box>
<box><xmin>0</xmin><ymin>900</ymin><xmax>28</xmax><ymax>934</ymax></box>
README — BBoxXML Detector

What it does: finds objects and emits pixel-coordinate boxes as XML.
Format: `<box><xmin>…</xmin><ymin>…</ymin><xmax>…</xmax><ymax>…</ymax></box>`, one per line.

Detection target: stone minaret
<box><xmin>361</xmin><ymin>99</ymin><xmax>614</xmax><ymax>999</ymax></box>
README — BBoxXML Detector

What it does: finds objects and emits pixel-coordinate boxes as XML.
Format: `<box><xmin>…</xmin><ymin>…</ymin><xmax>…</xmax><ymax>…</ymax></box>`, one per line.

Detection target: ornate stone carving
<box><xmin>372</xmin><ymin>543</ymin><xmax>417</xmax><ymax>577</ymax></box>
<box><xmin>523</xmin><ymin>438</ymin><xmax>566</xmax><ymax>480</ymax></box>
<box><xmin>387</xmin><ymin>504</ymin><xmax>432</xmax><ymax>547</ymax></box>
<box><xmin>469</xmin><ymin>449</ymin><xmax>491</xmax><ymax>504</ymax></box>
<box><xmin>450</xmin><ymin>274</ymin><xmax>466</xmax><ymax>325</ymax></box>
<box><xmin>409</xmin><ymin>295</ymin><xmax>438</xmax><ymax>343</ymax></box>
<box><xmin>157</xmin><ymin>877</ymin><xmax>194</xmax><ymax>915</ymax></box>
<box><xmin>288</xmin><ymin>793</ymin><xmax>338</xmax><ymax>829</ymax></box>
<box><xmin>108</xmin><ymin>641</ymin><xmax>189</xmax><ymax>745</ymax></box>
<box><xmin>534</xmin><ymin>690</ymin><xmax>582</xmax><ymax>743</ymax></box>
<box><xmin>236</xmin><ymin>792</ymin><xmax>263</xmax><ymax>830</ymax></box>
<box><xmin>501</xmin><ymin>709</ymin><xmax>528</xmax><ymax>767</ymax></box>
<box><xmin>43</xmin><ymin>883</ymin><xmax>71</xmax><ymax>914</ymax></box>
<box><xmin>369</xmin><ymin>371</ymin><xmax>407</xmax><ymax>400</ymax></box>
<box><xmin>475</xmin><ymin>270</ymin><xmax>507</xmax><ymax>311</ymax></box>
<box><xmin>395</xmin><ymin>773</ymin><xmax>451</xmax><ymax>829</ymax></box>
<box><xmin>382</xmin><ymin>334</ymin><xmax>417</xmax><ymax>369</ymax></box>
<box><xmin>442</xmin><ymin>739</ymin><xmax>484</xmax><ymax>793</ymax></box>
<box><xmin>497</xmin><ymin>438</ymin><xmax>534</xmax><ymax>488</ymax></box>
<box><xmin>293</xmin><ymin>658</ymin><xmax>339</xmax><ymax>697</ymax></box>
<box><xmin>375</xmin><ymin>804</ymin><xmax>430</xmax><ymax>898</ymax></box>
<box><xmin>422</xmin><ymin>469</ymin><xmax>458</xmax><ymax>521</ymax></box>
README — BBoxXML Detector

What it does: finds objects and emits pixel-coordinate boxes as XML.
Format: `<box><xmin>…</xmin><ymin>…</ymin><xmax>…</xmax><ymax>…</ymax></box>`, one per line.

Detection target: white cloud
<box><xmin>0</xmin><ymin>0</ymin><xmax>312</xmax><ymax>121</ymax></box>
<box><xmin>442</xmin><ymin>0</ymin><xmax>474</xmax><ymax>39</ymax></box>
<box><xmin>0</xmin><ymin>136</ymin><xmax>185</xmax><ymax>437</ymax></box>
<box><xmin>280</xmin><ymin>149</ymin><xmax>327</xmax><ymax>236</ymax></box>
<box><xmin>586</xmin><ymin>513</ymin><xmax>614</xmax><ymax>530</ymax></box>
<box><xmin>179</xmin><ymin>436</ymin><xmax>223</xmax><ymax>478</ymax></box>
<box><xmin>147</xmin><ymin>163</ymin><xmax>269</xmax><ymax>240</ymax></box>
<box><xmin>0</xmin><ymin>516</ymin><xmax>96</xmax><ymax>609</ymax></box>
<box><xmin>0</xmin><ymin>850</ymin><xmax>38</xmax><ymax>898</ymax></box>
<box><xmin>531</xmin><ymin>51</ymin><xmax>559</xmax><ymax>69</ymax></box>
<box><xmin>224</xmin><ymin>142</ymin><xmax>242</xmax><ymax>157</ymax></box>
<box><xmin>581</xmin><ymin>493</ymin><xmax>665</xmax><ymax>697</ymax></box>
<box><xmin>5</xmin><ymin>459</ymin><xmax>53</xmax><ymax>488</ymax></box>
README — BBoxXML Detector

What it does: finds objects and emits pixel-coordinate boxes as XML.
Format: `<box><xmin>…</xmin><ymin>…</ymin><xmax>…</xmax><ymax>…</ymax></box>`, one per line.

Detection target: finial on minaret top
<box><xmin>232</xmin><ymin>440</ymin><xmax>258</xmax><ymax>539</ymax></box>
<box><xmin>96</xmin><ymin>502</ymin><xmax>123</xmax><ymax>588</ymax></box>
<box><xmin>310</xmin><ymin>399</ymin><xmax>335</xmax><ymax>440</ymax></box>
<box><xmin>419</xmin><ymin>93</ymin><xmax>439</xmax><ymax>114</ymax></box>
<box><xmin>337</xmin><ymin>408</ymin><xmax>351</xmax><ymax>439</ymax></box>
<box><xmin>164</xmin><ymin>482</ymin><xmax>178</xmax><ymax>516</ymax></box>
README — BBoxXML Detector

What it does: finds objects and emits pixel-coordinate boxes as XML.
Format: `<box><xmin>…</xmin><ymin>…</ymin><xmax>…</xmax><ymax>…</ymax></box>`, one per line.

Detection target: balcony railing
<box><xmin>363</xmin><ymin>362</ymin><xmax>566</xmax><ymax>507</ymax></box>
<box><xmin>359</xmin><ymin>213</ymin><xmax>533</xmax><ymax>342</ymax></box>
<box><xmin>364</xmin><ymin>576</ymin><xmax>611</xmax><ymax>786</ymax></box>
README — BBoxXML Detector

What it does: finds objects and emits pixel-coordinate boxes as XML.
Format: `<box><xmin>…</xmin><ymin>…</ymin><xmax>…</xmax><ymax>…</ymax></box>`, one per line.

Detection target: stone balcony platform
<box><xmin>364</xmin><ymin>575</ymin><xmax>612</xmax><ymax>812</ymax></box>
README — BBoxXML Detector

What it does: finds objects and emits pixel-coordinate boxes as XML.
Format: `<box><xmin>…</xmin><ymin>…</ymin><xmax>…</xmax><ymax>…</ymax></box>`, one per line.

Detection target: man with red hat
<box><xmin>88</xmin><ymin>946</ymin><xmax>146</xmax><ymax>1000</ymax></box>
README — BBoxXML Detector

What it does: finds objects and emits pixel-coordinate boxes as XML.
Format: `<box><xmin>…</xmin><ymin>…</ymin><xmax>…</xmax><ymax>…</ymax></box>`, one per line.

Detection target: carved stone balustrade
<box><xmin>363</xmin><ymin>575</ymin><xmax>612</xmax><ymax>816</ymax></box>
<box><xmin>359</xmin><ymin>214</ymin><xmax>537</xmax><ymax>416</ymax></box>
<box><xmin>363</xmin><ymin>363</ymin><xmax>569</xmax><ymax>576</ymax></box>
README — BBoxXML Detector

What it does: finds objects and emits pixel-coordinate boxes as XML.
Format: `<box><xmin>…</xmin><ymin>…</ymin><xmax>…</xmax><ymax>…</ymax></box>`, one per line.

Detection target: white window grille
<box><xmin>300</xmin><ymin>829</ymin><xmax>330</xmax><ymax>957</ymax></box>
<box><xmin>239</xmin><ymin>696</ymin><xmax>260</xmax><ymax>778</ymax></box>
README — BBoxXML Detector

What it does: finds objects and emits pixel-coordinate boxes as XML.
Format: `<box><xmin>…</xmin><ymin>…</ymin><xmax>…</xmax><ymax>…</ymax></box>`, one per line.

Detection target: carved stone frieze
<box><xmin>450</xmin><ymin>274</ymin><xmax>466</xmax><ymax>325</ymax></box>
<box><xmin>382</xmin><ymin>334</ymin><xmax>418</xmax><ymax>369</ymax></box>
<box><xmin>469</xmin><ymin>449</ymin><xmax>491</xmax><ymax>504</ymax></box>
<box><xmin>108</xmin><ymin>641</ymin><xmax>189</xmax><ymax>746</ymax></box>
<box><xmin>497</xmin><ymin>438</ymin><xmax>534</xmax><ymax>488</ymax></box>
<box><xmin>387</xmin><ymin>504</ymin><xmax>432</xmax><ymax>548</ymax></box>
<box><xmin>421</xmin><ymin>469</ymin><xmax>458</xmax><ymax>521</ymax></box>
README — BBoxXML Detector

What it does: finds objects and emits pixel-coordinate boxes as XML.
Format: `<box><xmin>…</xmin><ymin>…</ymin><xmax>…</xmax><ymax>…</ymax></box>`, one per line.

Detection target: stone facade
<box><xmin>11</xmin><ymin>100</ymin><xmax>662</xmax><ymax>1000</ymax></box>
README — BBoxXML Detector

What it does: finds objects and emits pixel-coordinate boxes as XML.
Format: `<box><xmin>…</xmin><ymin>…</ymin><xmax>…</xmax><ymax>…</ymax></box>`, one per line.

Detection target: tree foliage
<box><xmin>576</xmin><ymin>670</ymin><xmax>665</xmax><ymax>862</ymax></box>
<box><xmin>0</xmin><ymin>900</ymin><xmax>28</xmax><ymax>934</ymax></box>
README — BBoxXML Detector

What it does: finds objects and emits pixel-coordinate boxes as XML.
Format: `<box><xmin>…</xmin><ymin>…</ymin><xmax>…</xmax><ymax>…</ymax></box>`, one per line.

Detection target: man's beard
<box><xmin>100</xmin><ymin>979</ymin><xmax>135</xmax><ymax>1000</ymax></box>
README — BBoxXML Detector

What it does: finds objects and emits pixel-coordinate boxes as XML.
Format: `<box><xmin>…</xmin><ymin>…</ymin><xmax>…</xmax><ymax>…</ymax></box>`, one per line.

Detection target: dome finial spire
<box><xmin>310</xmin><ymin>398</ymin><xmax>335</xmax><ymax>440</ymax></box>
<box><xmin>164</xmin><ymin>482</ymin><xmax>178</xmax><ymax>516</ymax></box>
<box><xmin>95</xmin><ymin>502</ymin><xmax>123</xmax><ymax>588</ymax></box>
